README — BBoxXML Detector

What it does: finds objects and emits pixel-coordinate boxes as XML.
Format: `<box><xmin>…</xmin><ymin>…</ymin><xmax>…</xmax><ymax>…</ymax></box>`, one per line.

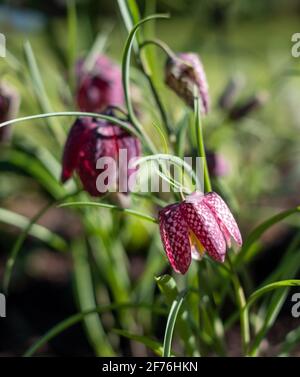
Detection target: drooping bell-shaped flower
<box><xmin>61</xmin><ymin>112</ymin><xmax>141</xmax><ymax>196</ymax></box>
<box><xmin>76</xmin><ymin>55</ymin><xmax>124</xmax><ymax>113</ymax></box>
<box><xmin>158</xmin><ymin>191</ymin><xmax>242</xmax><ymax>274</ymax></box>
<box><xmin>165</xmin><ymin>52</ymin><xmax>209</xmax><ymax>114</ymax></box>
<box><xmin>0</xmin><ymin>82</ymin><xmax>20</xmax><ymax>143</ymax></box>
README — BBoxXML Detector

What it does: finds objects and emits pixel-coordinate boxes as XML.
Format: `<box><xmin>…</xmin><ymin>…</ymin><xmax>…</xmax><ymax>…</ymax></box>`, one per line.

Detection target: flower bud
<box><xmin>165</xmin><ymin>52</ymin><xmax>209</xmax><ymax>114</ymax></box>
<box><xmin>75</xmin><ymin>55</ymin><xmax>124</xmax><ymax>113</ymax></box>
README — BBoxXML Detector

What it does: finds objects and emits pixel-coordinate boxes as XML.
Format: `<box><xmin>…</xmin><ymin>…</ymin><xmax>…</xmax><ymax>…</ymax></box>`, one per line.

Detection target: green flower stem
<box><xmin>227</xmin><ymin>255</ymin><xmax>250</xmax><ymax>355</ymax></box>
<box><xmin>141</xmin><ymin>67</ymin><xmax>172</xmax><ymax>136</ymax></box>
<box><xmin>194</xmin><ymin>94</ymin><xmax>212</xmax><ymax>193</ymax></box>
<box><xmin>140</xmin><ymin>39</ymin><xmax>177</xmax><ymax>60</ymax></box>
<box><xmin>138</xmin><ymin>39</ymin><xmax>175</xmax><ymax>136</ymax></box>
<box><xmin>122</xmin><ymin>15</ymin><xmax>169</xmax><ymax>155</ymax></box>
<box><xmin>0</xmin><ymin>111</ymin><xmax>141</xmax><ymax>139</ymax></box>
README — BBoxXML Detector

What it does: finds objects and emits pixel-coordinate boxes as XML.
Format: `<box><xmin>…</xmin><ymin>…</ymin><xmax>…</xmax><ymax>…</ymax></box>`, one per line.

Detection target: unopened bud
<box><xmin>165</xmin><ymin>53</ymin><xmax>209</xmax><ymax>114</ymax></box>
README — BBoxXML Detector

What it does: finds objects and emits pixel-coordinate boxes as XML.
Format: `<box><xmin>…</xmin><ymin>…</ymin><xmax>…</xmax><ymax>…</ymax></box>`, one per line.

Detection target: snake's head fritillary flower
<box><xmin>0</xmin><ymin>83</ymin><xmax>20</xmax><ymax>143</ymax></box>
<box><xmin>76</xmin><ymin>55</ymin><xmax>124</xmax><ymax>113</ymax></box>
<box><xmin>158</xmin><ymin>191</ymin><xmax>242</xmax><ymax>274</ymax></box>
<box><xmin>165</xmin><ymin>52</ymin><xmax>209</xmax><ymax>114</ymax></box>
<box><xmin>61</xmin><ymin>112</ymin><xmax>141</xmax><ymax>196</ymax></box>
<box><xmin>159</xmin><ymin>203</ymin><xmax>191</xmax><ymax>274</ymax></box>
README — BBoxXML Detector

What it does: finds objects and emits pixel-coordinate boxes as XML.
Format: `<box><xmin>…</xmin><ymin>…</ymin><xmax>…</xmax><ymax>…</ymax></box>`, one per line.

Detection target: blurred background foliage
<box><xmin>0</xmin><ymin>0</ymin><xmax>300</xmax><ymax>356</ymax></box>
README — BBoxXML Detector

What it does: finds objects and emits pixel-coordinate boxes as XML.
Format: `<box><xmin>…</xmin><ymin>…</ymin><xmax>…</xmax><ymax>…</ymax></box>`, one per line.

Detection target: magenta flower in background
<box><xmin>61</xmin><ymin>113</ymin><xmax>141</xmax><ymax>196</ymax></box>
<box><xmin>206</xmin><ymin>150</ymin><xmax>230</xmax><ymax>178</ymax></box>
<box><xmin>76</xmin><ymin>55</ymin><xmax>124</xmax><ymax>113</ymax></box>
<box><xmin>159</xmin><ymin>191</ymin><xmax>242</xmax><ymax>274</ymax></box>
<box><xmin>0</xmin><ymin>83</ymin><xmax>20</xmax><ymax>143</ymax></box>
<box><xmin>165</xmin><ymin>52</ymin><xmax>209</xmax><ymax>114</ymax></box>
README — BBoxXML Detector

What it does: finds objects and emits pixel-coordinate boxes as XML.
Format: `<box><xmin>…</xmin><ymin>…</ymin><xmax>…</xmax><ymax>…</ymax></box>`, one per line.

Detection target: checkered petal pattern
<box><xmin>181</xmin><ymin>199</ymin><xmax>227</xmax><ymax>262</ymax></box>
<box><xmin>159</xmin><ymin>204</ymin><xmax>191</xmax><ymax>274</ymax></box>
<box><xmin>61</xmin><ymin>117</ymin><xmax>96</xmax><ymax>183</ymax></box>
<box><xmin>158</xmin><ymin>191</ymin><xmax>242</xmax><ymax>273</ymax></box>
<box><xmin>203</xmin><ymin>192</ymin><xmax>243</xmax><ymax>247</ymax></box>
<box><xmin>61</xmin><ymin>115</ymin><xmax>140</xmax><ymax>196</ymax></box>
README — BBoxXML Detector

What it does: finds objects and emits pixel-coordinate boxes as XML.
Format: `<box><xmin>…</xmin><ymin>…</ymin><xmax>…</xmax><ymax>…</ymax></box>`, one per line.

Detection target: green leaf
<box><xmin>0</xmin><ymin>148</ymin><xmax>65</xmax><ymax>197</ymax></box>
<box><xmin>156</xmin><ymin>275</ymin><xmax>199</xmax><ymax>356</ymax></box>
<box><xmin>0</xmin><ymin>208</ymin><xmax>67</xmax><ymax>252</ymax></box>
<box><xmin>246</xmin><ymin>279</ymin><xmax>300</xmax><ymax>356</ymax></box>
<box><xmin>23</xmin><ymin>41</ymin><xmax>65</xmax><ymax>144</ymax></box>
<box><xmin>23</xmin><ymin>302</ymin><xmax>166</xmax><ymax>357</ymax></box>
<box><xmin>279</xmin><ymin>325</ymin><xmax>300</xmax><ymax>356</ymax></box>
<box><xmin>58</xmin><ymin>201</ymin><xmax>157</xmax><ymax>223</ymax></box>
<box><xmin>249</xmin><ymin>234</ymin><xmax>300</xmax><ymax>355</ymax></box>
<box><xmin>247</xmin><ymin>280</ymin><xmax>300</xmax><ymax>311</ymax></box>
<box><xmin>163</xmin><ymin>290</ymin><xmax>187</xmax><ymax>357</ymax></box>
<box><xmin>82</xmin><ymin>27</ymin><xmax>112</xmax><ymax>73</ymax></box>
<box><xmin>112</xmin><ymin>329</ymin><xmax>166</xmax><ymax>356</ymax></box>
<box><xmin>176</xmin><ymin>112</ymin><xmax>189</xmax><ymax>159</ymax></box>
<box><xmin>72</xmin><ymin>238</ymin><xmax>115</xmax><ymax>356</ymax></box>
<box><xmin>67</xmin><ymin>0</ymin><xmax>77</xmax><ymax>88</ymax></box>
<box><xmin>3</xmin><ymin>190</ymin><xmax>80</xmax><ymax>294</ymax></box>
<box><xmin>237</xmin><ymin>207</ymin><xmax>300</xmax><ymax>264</ymax></box>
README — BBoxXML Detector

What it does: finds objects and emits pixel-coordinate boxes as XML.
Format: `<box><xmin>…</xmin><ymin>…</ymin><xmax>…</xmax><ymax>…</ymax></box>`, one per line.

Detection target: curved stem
<box><xmin>58</xmin><ymin>201</ymin><xmax>157</xmax><ymax>223</ymax></box>
<box><xmin>122</xmin><ymin>15</ymin><xmax>169</xmax><ymax>155</ymax></box>
<box><xmin>138</xmin><ymin>39</ymin><xmax>176</xmax><ymax>135</ymax></box>
<box><xmin>140</xmin><ymin>39</ymin><xmax>177</xmax><ymax>60</ymax></box>
<box><xmin>0</xmin><ymin>111</ymin><xmax>141</xmax><ymax>139</ymax></box>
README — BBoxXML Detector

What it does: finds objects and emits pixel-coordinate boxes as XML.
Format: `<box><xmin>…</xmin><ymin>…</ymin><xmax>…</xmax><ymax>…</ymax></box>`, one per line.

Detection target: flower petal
<box><xmin>203</xmin><ymin>192</ymin><xmax>242</xmax><ymax>246</ymax></box>
<box><xmin>61</xmin><ymin>117</ymin><xmax>96</xmax><ymax>183</ymax></box>
<box><xmin>76</xmin><ymin>55</ymin><xmax>124</xmax><ymax>113</ymax></box>
<box><xmin>159</xmin><ymin>204</ymin><xmax>191</xmax><ymax>274</ymax></box>
<box><xmin>181</xmin><ymin>199</ymin><xmax>226</xmax><ymax>262</ymax></box>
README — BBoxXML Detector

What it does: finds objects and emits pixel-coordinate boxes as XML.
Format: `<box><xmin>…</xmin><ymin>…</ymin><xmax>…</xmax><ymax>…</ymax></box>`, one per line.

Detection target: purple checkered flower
<box><xmin>159</xmin><ymin>191</ymin><xmax>242</xmax><ymax>274</ymax></box>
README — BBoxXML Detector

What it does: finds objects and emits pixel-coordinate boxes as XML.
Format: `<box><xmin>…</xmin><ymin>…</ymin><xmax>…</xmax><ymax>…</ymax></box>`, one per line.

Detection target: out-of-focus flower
<box><xmin>228</xmin><ymin>91</ymin><xmax>269</xmax><ymax>121</ymax></box>
<box><xmin>165</xmin><ymin>52</ymin><xmax>209</xmax><ymax>114</ymax></box>
<box><xmin>0</xmin><ymin>82</ymin><xmax>20</xmax><ymax>143</ymax></box>
<box><xmin>158</xmin><ymin>191</ymin><xmax>242</xmax><ymax>274</ymax></box>
<box><xmin>61</xmin><ymin>112</ymin><xmax>141</xmax><ymax>196</ymax></box>
<box><xmin>218</xmin><ymin>75</ymin><xmax>245</xmax><ymax>111</ymax></box>
<box><xmin>76</xmin><ymin>55</ymin><xmax>124</xmax><ymax>113</ymax></box>
<box><xmin>207</xmin><ymin>150</ymin><xmax>230</xmax><ymax>178</ymax></box>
